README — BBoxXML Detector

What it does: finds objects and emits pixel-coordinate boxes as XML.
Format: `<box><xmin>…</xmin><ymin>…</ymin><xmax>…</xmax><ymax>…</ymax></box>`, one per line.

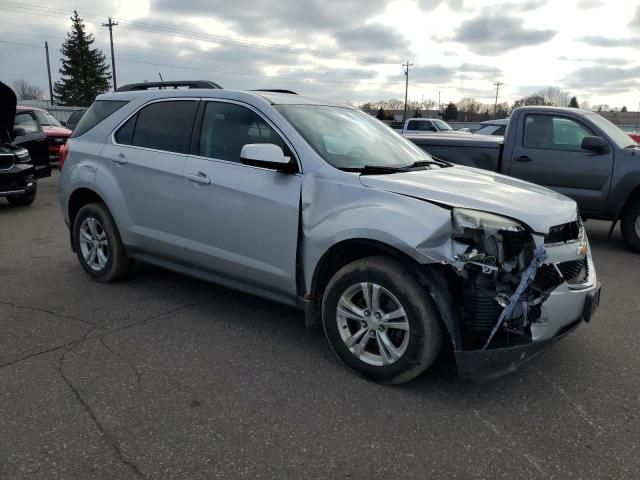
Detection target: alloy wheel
<box><xmin>79</xmin><ymin>217</ymin><xmax>109</xmax><ymax>271</ymax></box>
<box><xmin>336</xmin><ymin>282</ymin><xmax>410</xmax><ymax>366</ymax></box>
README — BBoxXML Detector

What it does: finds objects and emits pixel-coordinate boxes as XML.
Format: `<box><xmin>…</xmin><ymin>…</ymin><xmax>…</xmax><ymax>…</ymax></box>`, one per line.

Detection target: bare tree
<box><xmin>12</xmin><ymin>80</ymin><xmax>44</xmax><ymax>100</ymax></box>
<box><xmin>534</xmin><ymin>87</ymin><xmax>570</xmax><ymax>107</ymax></box>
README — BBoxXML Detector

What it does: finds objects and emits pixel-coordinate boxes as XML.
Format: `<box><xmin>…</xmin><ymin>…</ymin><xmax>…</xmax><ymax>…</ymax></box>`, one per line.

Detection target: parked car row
<box><xmin>55</xmin><ymin>82</ymin><xmax>600</xmax><ymax>384</ymax></box>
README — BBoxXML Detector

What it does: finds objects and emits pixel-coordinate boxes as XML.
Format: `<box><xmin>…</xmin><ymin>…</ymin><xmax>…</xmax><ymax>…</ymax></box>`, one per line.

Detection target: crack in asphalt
<box><xmin>0</xmin><ymin>302</ymin><xmax>198</xmax><ymax>370</ymax></box>
<box><xmin>58</xmin><ymin>336</ymin><xmax>147</xmax><ymax>479</ymax></box>
<box><xmin>0</xmin><ymin>300</ymin><xmax>95</xmax><ymax>326</ymax></box>
<box><xmin>99</xmin><ymin>336</ymin><xmax>142</xmax><ymax>385</ymax></box>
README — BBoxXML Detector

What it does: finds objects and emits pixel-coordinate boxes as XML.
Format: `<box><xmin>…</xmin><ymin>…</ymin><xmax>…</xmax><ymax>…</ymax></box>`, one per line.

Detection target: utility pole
<box><xmin>44</xmin><ymin>41</ymin><xmax>54</xmax><ymax>106</ymax></box>
<box><xmin>636</xmin><ymin>100</ymin><xmax>640</xmax><ymax>134</ymax></box>
<box><xmin>102</xmin><ymin>17</ymin><xmax>119</xmax><ymax>91</ymax></box>
<box><xmin>493</xmin><ymin>81</ymin><xmax>504</xmax><ymax>117</ymax></box>
<box><xmin>402</xmin><ymin>61</ymin><xmax>413</xmax><ymax>123</ymax></box>
<box><xmin>438</xmin><ymin>91</ymin><xmax>441</xmax><ymax>111</ymax></box>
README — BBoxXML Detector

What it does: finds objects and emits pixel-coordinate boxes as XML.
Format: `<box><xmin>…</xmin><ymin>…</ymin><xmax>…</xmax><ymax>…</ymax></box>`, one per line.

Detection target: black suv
<box><xmin>0</xmin><ymin>81</ymin><xmax>37</xmax><ymax>206</ymax></box>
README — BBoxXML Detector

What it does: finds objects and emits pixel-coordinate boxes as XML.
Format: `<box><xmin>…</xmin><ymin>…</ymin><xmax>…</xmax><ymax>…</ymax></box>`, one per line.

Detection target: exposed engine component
<box><xmin>451</xmin><ymin>219</ymin><xmax>587</xmax><ymax>350</ymax></box>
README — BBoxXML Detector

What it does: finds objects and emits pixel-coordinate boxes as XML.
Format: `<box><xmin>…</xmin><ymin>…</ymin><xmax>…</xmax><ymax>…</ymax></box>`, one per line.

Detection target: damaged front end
<box><xmin>439</xmin><ymin>208</ymin><xmax>600</xmax><ymax>380</ymax></box>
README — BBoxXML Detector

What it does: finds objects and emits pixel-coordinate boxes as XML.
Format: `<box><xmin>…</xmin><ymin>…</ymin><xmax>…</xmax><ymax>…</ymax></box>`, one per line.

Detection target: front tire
<box><xmin>73</xmin><ymin>203</ymin><xmax>130</xmax><ymax>282</ymax></box>
<box><xmin>7</xmin><ymin>187</ymin><xmax>37</xmax><ymax>206</ymax></box>
<box><xmin>322</xmin><ymin>256</ymin><xmax>443</xmax><ymax>384</ymax></box>
<box><xmin>621</xmin><ymin>198</ymin><xmax>640</xmax><ymax>253</ymax></box>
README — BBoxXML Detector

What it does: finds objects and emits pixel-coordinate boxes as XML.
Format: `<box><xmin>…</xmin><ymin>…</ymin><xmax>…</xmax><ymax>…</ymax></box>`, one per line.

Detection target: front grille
<box><xmin>557</xmin><ymin>258</ymin><xmax>589</xmax><ymax>284</ymax></box>
<box><xmin>534</xmin><ymin>257</ymin><xmax>589</xmax><ymax>290</ymax></box>
<box><xmin>0</xmin><ymin>153</ymin><xmax>14</xmax><ymax>170</ymax></box>
<box><xmin>545</xmin><ymin>221</ymin><xmax>580</xmax><ymax>244</ymax></box>
<box><xmin>534</xmin><ymin>265</ymin><xmax>563</xmax><ymax>290</ymax></box>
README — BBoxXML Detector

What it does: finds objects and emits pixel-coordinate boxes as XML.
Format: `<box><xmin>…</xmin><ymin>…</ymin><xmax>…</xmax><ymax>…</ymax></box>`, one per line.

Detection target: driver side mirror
<box><xmin>240</xmin><ymin>144</ymin><xmax>295</xmax><ymax>172</ymax></box>
<box><xmin>581</xmin><ymin>136</ymin><xmax>608</xmax><ymax>154</ymax></box>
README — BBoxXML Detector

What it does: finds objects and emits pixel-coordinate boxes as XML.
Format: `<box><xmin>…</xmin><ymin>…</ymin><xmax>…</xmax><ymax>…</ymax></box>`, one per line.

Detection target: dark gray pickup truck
<box><xmin>406</xmin><ymin>106</ymin><xmax>640</xmax><ymax>252</ymax></box>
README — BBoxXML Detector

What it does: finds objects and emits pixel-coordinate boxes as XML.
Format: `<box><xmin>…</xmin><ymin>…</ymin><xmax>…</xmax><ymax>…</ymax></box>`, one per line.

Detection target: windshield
<box><xmin>275</xmin><ymin>105</ymin><xmax>433</xmax><ymax>169</ymax></box>
<box><xmin>433</xmin><ymin>119</ymin><xmax>453</xmax><ymax>131</ymax></box>
<box><xmin>585</xmin><ymin>112</ymin><xmax>636</xmax><ymax>147</ymax></box>
<box><xmin>33</xmin><ymin>110</ymin><xmax>62</xmax><ymax>127</ymax></box>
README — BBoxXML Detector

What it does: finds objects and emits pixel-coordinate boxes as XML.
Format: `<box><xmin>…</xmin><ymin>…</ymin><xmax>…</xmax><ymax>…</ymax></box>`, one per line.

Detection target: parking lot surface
<box><xmin>1</xmin><ymin>173</ymin><xmax>638</xmax><ymax>480</ymax></box>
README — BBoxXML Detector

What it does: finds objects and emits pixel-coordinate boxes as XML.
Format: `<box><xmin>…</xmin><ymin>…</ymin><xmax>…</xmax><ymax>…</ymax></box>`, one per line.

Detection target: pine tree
<box><xmin>569</xmin><ymin>96</ymin><xmax>579</xmax><ymax>108</ymax></box>
<box><xmin>54</xmin><ymin>11</ymin><xmax>111</xmax><ymax>106</ymax></box>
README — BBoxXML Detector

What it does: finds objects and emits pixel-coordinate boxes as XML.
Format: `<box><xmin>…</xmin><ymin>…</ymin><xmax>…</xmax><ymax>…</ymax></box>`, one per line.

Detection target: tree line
<box><xmin>361</xmin><ymin>86</ymin><xmax>632</xmax><ymax>122</ymax></box>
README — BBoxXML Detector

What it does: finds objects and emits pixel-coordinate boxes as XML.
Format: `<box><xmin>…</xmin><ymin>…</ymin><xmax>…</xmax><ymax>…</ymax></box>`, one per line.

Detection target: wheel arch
<box><xmin>307</xmin><ymin>238</ymin><xmax>460</xmax><ymax>348</ymax></box>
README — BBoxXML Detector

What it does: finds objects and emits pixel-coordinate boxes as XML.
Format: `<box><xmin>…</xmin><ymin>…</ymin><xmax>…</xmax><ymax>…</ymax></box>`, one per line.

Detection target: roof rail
<box><xmin>252</xmin><ymin>89</ymin><xmax>298</xmax><ymax>95</ymax></box>
<box><xmin>116</xmin><ymin>80</ymin><xmax>223</xmax><ymax>92</ymax></box>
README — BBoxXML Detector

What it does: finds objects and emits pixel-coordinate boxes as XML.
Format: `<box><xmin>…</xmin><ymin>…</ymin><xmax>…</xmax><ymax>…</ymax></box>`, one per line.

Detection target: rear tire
<box><xmin>7</xmin><ymin>187</ymin><xmax>37</xmax><ymax>206</ymax></box>
<box><xmin>322</xmin><ymin>256</ymin><xmax>443</xmax><ymax>384</ymax></box>
<box><xmin>620</xmin><ymin>198</ymin><xmax>640</xmax><ymax>253</ymax></box>
<box><xmin>73</xmin><ymin>203</ymin><xmax>130</xmax><ymax>282</ymax></box>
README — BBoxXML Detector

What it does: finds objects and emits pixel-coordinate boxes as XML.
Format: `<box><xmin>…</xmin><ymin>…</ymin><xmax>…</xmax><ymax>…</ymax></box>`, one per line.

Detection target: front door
<box><xmin>182</xmin><ymin>100</ymin><xmax>301</xmax><ymax>299</ymax></box>
<box><xmin>507</xmin><ymin>113</ymin><xmax>614</xmax><ymax>215</ymax></box>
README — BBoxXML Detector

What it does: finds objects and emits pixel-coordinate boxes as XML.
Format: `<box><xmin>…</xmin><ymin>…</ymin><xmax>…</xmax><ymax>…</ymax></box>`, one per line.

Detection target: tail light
<box><xmin>59</xmin><ymin>143</ymin><xmax>69</xmax><ymax>169</ymax></box>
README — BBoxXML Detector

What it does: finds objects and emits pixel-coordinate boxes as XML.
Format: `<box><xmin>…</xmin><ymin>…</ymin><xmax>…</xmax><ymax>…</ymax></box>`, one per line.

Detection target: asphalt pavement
<box><xmin>0</xmin><ymin>172</ymin><xmax>638</xmax><ymax>480</ymax></box>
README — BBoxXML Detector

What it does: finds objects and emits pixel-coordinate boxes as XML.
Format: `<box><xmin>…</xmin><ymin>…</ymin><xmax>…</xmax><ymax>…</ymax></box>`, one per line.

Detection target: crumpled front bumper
<box><xmin>455</xmin><ymin>238</ymin><xmax>601</xmax><ymax>382</ymax></box>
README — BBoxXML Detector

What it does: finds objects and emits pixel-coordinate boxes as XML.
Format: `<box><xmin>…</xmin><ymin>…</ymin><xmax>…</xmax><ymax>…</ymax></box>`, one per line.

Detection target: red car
<box><xmin>630</xmin><ymin>132</ymin><xmax>640</xmax><ymax>144</ymax></box>
<box><xmin>14</xmin><ymin>106</ymin><xmax>71</xmax><ymax>163</ymax></box>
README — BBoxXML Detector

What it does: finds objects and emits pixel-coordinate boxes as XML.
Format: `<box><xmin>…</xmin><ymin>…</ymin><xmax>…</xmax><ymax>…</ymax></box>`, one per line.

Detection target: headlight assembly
<box><xmin>452</xmin><ymin>208</ymin><xmax>524</xmax><ymax>232</ymax></box>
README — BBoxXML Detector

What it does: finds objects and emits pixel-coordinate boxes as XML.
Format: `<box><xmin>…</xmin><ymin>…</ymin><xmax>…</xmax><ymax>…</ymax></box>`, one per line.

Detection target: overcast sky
<box><xmin>0</xmin><ymin>0</ymin><xmax>639</xmax><ymax>108</ymax></box>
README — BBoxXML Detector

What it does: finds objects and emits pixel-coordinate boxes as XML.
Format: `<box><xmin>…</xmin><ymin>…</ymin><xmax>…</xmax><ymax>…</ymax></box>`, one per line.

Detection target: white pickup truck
<box><xmin>402</xmin><ymin>117</ymin><xmax>469</xmax><ymax>135</ymax></box>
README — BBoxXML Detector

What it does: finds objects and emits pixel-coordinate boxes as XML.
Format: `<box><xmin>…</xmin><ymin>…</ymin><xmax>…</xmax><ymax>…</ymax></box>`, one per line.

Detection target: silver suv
<box><xmin>59</xmin><ymin>86</ymin><xmax>600</xmax><ymax>384</ymax></box>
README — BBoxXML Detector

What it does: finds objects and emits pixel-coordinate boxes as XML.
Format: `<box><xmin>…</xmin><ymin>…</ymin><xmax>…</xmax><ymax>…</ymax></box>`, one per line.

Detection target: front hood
<box><xmin>43</xmin><ymin>126</ymin><xmax>72</xmax><ymax>137</ymax></box>
<box><xmin>0</xmin><ymin>81</ymin><xmax>16</xmax><ymax>144</ymax></box>
<box><xmin>359</xmin><ymin>165</ymin><xmax>577</xmax><ymax>233</ymax></box>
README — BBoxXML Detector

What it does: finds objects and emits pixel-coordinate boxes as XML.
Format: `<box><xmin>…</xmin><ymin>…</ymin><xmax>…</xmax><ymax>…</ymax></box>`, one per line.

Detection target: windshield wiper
<box><xmin>341</xmin><ymin>165</ymin><xmax>409</xmax><ymax>175</ymax></box>
<box><xmin>624</xmin><ymin>144</ymin><xmax>639</xmax><ymax>149</ymax></box>
<box><xmin>409</xmin><ymin>157</ymin><xmax>451</xmax><ymax>168</ymax></box>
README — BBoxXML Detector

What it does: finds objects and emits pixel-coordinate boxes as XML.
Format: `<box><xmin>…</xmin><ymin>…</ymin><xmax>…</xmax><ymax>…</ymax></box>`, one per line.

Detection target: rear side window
<box><xmin>71</xmin><ymin>100</ymin><xmax>128</xmax><ymax>138</ymax></box>
<box><xmin>127</xmin><ymin>100</ymin><xmax>198</xmax><ymax>154</ymax></box>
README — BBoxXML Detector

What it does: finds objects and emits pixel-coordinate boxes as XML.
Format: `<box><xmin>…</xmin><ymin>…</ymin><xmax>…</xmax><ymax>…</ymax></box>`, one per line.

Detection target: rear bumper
<box><xmin>456</xmin><ymin>281</ymin><xmax>601</xmax><ymax>381</ymax></box>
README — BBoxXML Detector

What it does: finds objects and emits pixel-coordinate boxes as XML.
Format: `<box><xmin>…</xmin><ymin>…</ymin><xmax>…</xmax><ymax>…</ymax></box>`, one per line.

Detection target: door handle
<box><xmin>515</xmin><ymin>155</ymin><xmax>533</xmax><ymax>162</ymax></box>
<box><xmin>110</xmin><ymin>153</ymin><xmax>127</xmax><ymax>165</ymax></box>
<box><xmin>186</xmin><ymin>172</ymin><xmax>211</xmax><ymax>185</ymax></box>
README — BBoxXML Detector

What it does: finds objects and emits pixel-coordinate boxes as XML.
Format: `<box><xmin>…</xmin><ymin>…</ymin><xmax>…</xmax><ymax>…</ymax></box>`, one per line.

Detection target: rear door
<box><xmin>100</xmin><ymin>99</ymin><xmax>199</xmax><ymax>259</ymax></box>
<box><xmin>182</xmin><ymin>100</ymin><xmax>301</xmax><ymax>299</ymax></box>
<box><xmin>507</xmin><ymin>113</ymin><xmax>614</xmax><ymax>215</ymax></box>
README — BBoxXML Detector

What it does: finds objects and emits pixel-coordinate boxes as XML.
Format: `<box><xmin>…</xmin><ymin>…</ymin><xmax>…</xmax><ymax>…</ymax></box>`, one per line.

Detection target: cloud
<box><xmin>631</xmin><ymin>6</ymin><xmax>640</xmax><ymax>29</ymax></box>
<box><xmin>334</xmin><ymin>24</ymin><xmax>409</xmax><ymax>58</ymax></box>
<box><xmin>562</xmin><ymin>65</ymin><xmax>640</xmax><ymax>93</ymax></box>
<box><xmin>576</xmin><ymin>0</ymin><xmax>604</xmax><ymax>8</ymax></box>
<box><xmin>577</xmin><ymin>35</ymin><xmax>637</xmax><ymax>47</ymax></box>
<box><xmin>153</xmin><ymin>0</ymin><xmax>390</xmax><ymax>37</ymax></box>
<box><xmin>492</xmin><ymin>1</ymin><xmax>548</xmax><ymax>13</ymax></box>
<box><xmin>410</xmin><ymin>62</ymin><xmax>502</xmax><ymax>84</ymax></box>
<box><xmin>557</xmin><ymin>56</ymin><xmax>631</xmax><ymax>66</ymax></box>
<box><xmin>453</xmin><ymin>14</ymin><xmax>556</xmax><ymax>55</ymax></box>
<box><xmin>417</xmin><ymin>0</ymin><xmax>463</xmax><ymax>12</ymax></box>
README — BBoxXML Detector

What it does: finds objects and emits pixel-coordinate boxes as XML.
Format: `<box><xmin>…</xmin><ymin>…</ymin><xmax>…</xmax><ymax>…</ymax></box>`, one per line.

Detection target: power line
<box><xmin>0</xmin><ymin>1</ymin><xmax>403</xmax><ymax>64</ymax></box>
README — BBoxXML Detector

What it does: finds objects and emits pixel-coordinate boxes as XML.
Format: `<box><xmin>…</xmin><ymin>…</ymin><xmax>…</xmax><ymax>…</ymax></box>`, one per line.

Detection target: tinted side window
<box><xmin>198</xmin><ymin>102</ymin><xmax>291</xmax><ymax>163</ymax></box>
<box><xmin>71</xmin><ymin>100</ymin><xmax>128</xmax><ymax>138</ymax></box>
<box><xmin>524</xmin><ymin>114</ymin><xmax>593</xmax><ymax>151</ymax></box>
<box><xmin>132</xmin><ymin>101</ymin><xmax>198</xmax><ymax>154</ymax></box>
<box><xmin>115</xmin><ymin>113</ymin><xmax>137</xmax><ymax>145</ymax></box>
